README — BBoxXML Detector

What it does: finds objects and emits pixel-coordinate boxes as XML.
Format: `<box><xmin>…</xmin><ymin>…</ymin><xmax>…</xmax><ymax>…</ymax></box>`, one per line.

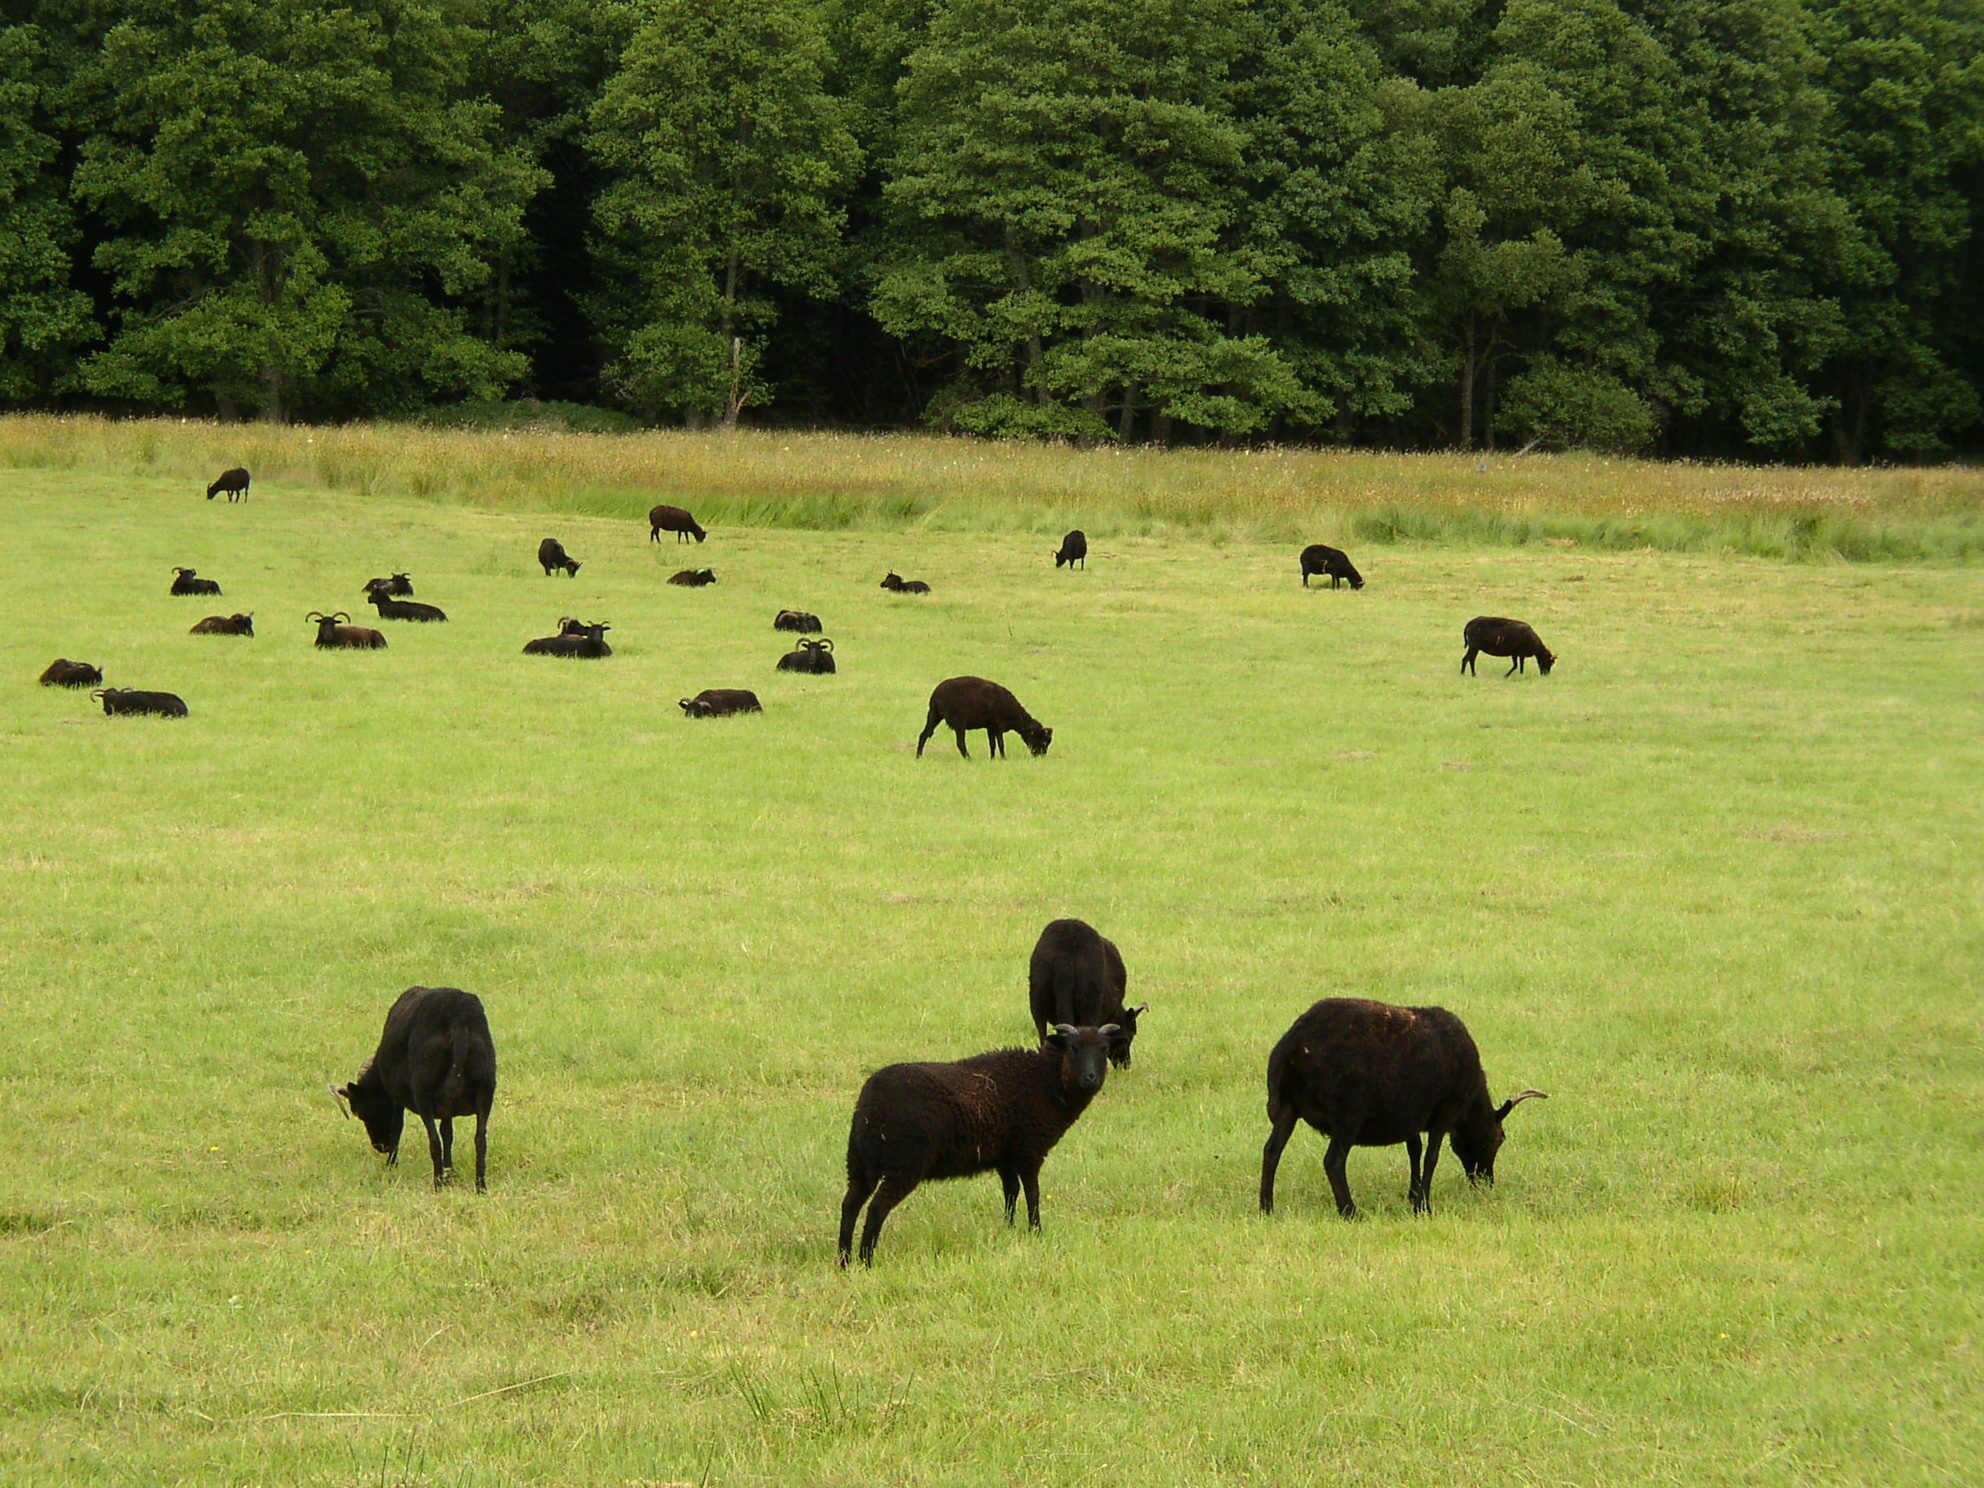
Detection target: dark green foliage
<box><xmin>4</xmin><ymin>0</ymin><xmax>1979</xmax><ymax>457</ymax></box>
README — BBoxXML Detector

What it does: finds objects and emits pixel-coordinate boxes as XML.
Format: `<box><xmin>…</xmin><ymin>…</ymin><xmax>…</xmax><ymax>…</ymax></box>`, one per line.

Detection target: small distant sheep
<box><xmin>669</xmin><ymin>568</ymin><xmax>717</xmax><ymax>587</ymax></box>
<box><xmin>91</xmin><ymin>687</ymin><xmax>187</xmax><ymax>718</ymax></box>
<box><xmin>1300</xmin><ymin>544</ymin><xmax>1363</xmax><ymax>589</ymax></box>
<box><xmin>649</xmin><ymin>504</ymin><xmax>707</xmax><ymax>543</ymax></box>
<box><xmin>838</xmin><ymin>1023</ymin><xmax>1119</xmax><ymax>1266</ymax></box>
<box><xmin>190</xmin><ymin>612</ymin><xmax>255</xmax><ymax>636</ymax></box>
<box><xmin>169</xmin><ymin>566</ymin><xmax>221</xmax><ymax>597</ymax></box>
<box><xmin>308</xmin><ymin>610</ymin><xmax>387</xmax><ymax>650</ymax></box>
<box><xmin>880</xmin><ymin>572</ymin><xmax>930</xmax><ymax>594</ymax></box>
<box><xmin>556</xmin><ymin>615</ymin><xmax>588</xmax><ymax>636</ymax></box>
<box><xmin>774</xmin><ymin>609</ymin><xmax>822</xmax><ymax>633</ymax></box>
<box><xmin>1028</xmin><ymin>918</ymin><xmax>1144</xmax><ymax>1068</ymax></box>
<box><xmin>523</xmin><ymin>620</ymin><xmax>612</xmax><ymax>658</ymax></box>
<box><xmin>329</xmin><ymin>985</ymin><xmax>497</xmax><ymax>1191</ymax></box>
<box><xmin>1261</xmin><ymin>997</ymin><xmax>1546</xmax><ymax>1218</ymax></box>
<box><xmin>1461</xmin><ymin>616</ymin><xmax>1555</xmax><ymax>677</ymax></box>
<box><xmin>1054</xmin><ymin>530</ymin><xmax>1087</xmax><ymax>569</ymax></box>
<box><xmin>365</xmin><ymin>587</ymin><xmax>448</xmax><ymax>623</ymax></box>
<box><xmin>362</xmin><ymin>573</ymin><xmax>414</xmax><ymax>596</ymax></box>
<box><xmin>916</xmin><ymin>676</ymin><xmax>1051</xmax><ymax>759</ymax></box>
<box><xmin>39</xmin><ymin>659</ymin><xmax>103</xmax><ymax>688</ymax></box>
<box><xmin>537</xmin><ymin>538</ymin><xmax>581</xmax><ymax>577</ymax></box>
<box><xmin>205</xmin><ymin>467</ymin><xmax>250</xmax><ymax>502</ymax></box>
<box><xmin>680</xmin><ymin>689</ymin><xmax>761</xmax><ymax>718</ymax></box>
<box><xmin>776</xmin><ymin>637</ymin><xmax>836</xmax><ymax>674</ymax></box>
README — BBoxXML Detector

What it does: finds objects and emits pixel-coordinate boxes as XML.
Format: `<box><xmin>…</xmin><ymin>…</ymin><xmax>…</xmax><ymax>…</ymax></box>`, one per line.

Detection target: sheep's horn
<box><xmin>306</xmin><ymin>611</ymin><xmax>324</xmax><ymax>622</ymax></box>
<box><xmin>1050</xmin><ymin>1023</ymin><xmax>1077</xmax><ymax>1038</ymax></box>
<box><xmin>816</xmin><ymin>638</ymin><xmax>833</xmax><ymax>651</ymax></box>
<box><xmin>1131</xmin><ymin>1002</ymin><xmax>1149</xmax><ymax>1015</ymax></box>
<box><xmin>1495</xmin><ymin>1089</ymin><xmax>1549</xmax><ymax>1120</ymax></box>
<box><xmin>1099</xmin><ymin>1023</ymin><xmax>1120</xmax><ymax>1037</ymax></box>
<box><xmin>332</xmin><ymin>612</ymin><xmax>350</xmax><ymax>622</ymax></box>
<box><xmin>327</xmin><ymin>1084</ymin><xmax>351</xmax><ymax>1118</ymax></box>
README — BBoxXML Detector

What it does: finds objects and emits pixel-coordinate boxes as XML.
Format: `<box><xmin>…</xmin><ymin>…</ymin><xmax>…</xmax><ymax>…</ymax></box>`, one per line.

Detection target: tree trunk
<box><xmin>1117</xmin><ymin>393</ymin><xmax>1136</xmax><ymax>443</ymax></box>
<box><xmin>1830</xmin><ymin>379</ymin><xmax>1869</xmax><ymax>464</ymax></box>
<box><xmin>1458</xmin><ymin>317</ymin><xmax>1476</xmax><ymax>449</ymax></box>
<box><xmin>720</xmin><ymin>254</ymin><xmax>741</xmax><ymax>430</ymax></box>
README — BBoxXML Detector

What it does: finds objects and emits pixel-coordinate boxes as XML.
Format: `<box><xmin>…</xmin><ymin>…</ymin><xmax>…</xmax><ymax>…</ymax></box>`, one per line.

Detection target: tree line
<box><xmin>3</xmin><ymin>0</ymin><xmax>1979</xmax><ymax>460</ymax></box>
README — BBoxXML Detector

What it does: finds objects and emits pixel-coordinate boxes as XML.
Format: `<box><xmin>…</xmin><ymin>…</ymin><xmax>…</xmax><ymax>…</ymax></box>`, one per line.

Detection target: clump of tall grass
<box><xmin>2</xmin><ymin>414</ymin><xmax>1977</xmax><ymax>561</ymax></box>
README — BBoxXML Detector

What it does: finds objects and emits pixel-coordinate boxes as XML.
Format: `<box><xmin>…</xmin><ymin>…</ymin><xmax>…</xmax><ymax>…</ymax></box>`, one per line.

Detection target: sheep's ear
<box><xmin>1494</xmin><ymin>1089</ymin><xmax>1548</xmax><ymax>1120</ymax></box>
<box><xmin>328</xmin><ymin>1083</ymin><xmax>352</xmax><ymax>1118</ymax></box>
<box><xmin>1043</xmin><ymin>1025</ymin><xmax>1074</xmax><ymax>1050</ymax></box>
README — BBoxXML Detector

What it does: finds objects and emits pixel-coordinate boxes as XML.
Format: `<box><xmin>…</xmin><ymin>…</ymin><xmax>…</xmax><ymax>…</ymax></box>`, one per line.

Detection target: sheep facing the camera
<box><xmin>776</xmin><ymin>637</ymin><xmax>836</xmax><ymax>675</ymax></box>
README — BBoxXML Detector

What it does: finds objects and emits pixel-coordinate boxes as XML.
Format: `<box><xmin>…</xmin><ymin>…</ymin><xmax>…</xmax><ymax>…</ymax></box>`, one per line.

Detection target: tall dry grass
<box><xmin>2</xmin><ymin>412</ymin><xmax>1978</xmax><ymax>559</ymax></box>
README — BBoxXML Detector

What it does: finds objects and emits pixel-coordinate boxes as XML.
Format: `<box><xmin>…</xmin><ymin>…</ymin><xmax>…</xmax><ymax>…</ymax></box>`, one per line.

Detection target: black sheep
<box><xmin>329</xmin><ymin>985</ymin><xmax>497</xmax><ymax>1191</ymax></box>
<box><xmin>205</xmin><ymin>467</ymin><xmax>250</xmax><ymax>501</ymax></box>
<box><xmin>91</xmin><ymin>687</ymin><xmax>187</xmax><ymax>717</ymax></box>
<box><xmin>1028</xmin><ymin>918</ymin><xmax>1144</xmax><ymax>1068</ymax></box>
<box><xmin>537</xmin><ymin>537</ymin><xmax>582</xmax><ymax>577</ymax></box>
<box><xmin>169</xmin><ymin>566</ymin><xmax>221</xmax><ymax>597</ymax></box>
<box><xmin>1260</xmin><ymin>997</ymin><xmax>1546</xmax><ymax>1218</ymax></box>
<box><xmin>523</xmin><ymin>620</ymin><xmax>612</xmax><ymax>657</ymax></box>
<box><xmin>880</xmin><ymin>571</ymin><xmax>930</xmax><ymax>594</ymax></box>
<box><xmin>39</xmin><ymin>659</ymin><xmax>103</xmax><ymax>688</ymax></box>
<box><xmin>1462</xmin><ymin>616</ymin><xmax>1556</xmax><ymax>676</ymax></box>
<box><xmin>190</xmin><ymin>612</ymin><xmax>255</xmax><ymax>636</ymax></box>
<box><xmin>1054</xmin><ymin>530</ymin><xmax>1087</xmax><ymax>569</ymax></box>
<box><xmin>1300</xmin><ymin>544</ymin><xmax>1364</xmax><ymax>589</ymax></box>
<box><xmin>308</xmin><ymin>611</ymin><xmax>387</xmax><ymax>650</ymax></box>
<box><xmin>649</xmin><ymin>504</ymin><xmax>707</xmax><ymax>543</ymax></box>
<box><xmin>776</xmin><ymin>637</ymin><xmax>836</xmax><ymax>675</ymax></box>
<box><xmin>362</xmin><ymin>573</ymin><xmax>415</xmax><ymax>596</ymax></box>
<box><xmin>838</xmin><ymin>1023</ymin><xmax>1118</xmax><ymax>1266</ymax></box>
<box><xmin>669</xmin><ymin>568</ymin><xmax>717</xmax><ymax>587</ymax></box>
<box><xmin>916</xmin><ymin>676</ymin><xmax>1051</xmax><ymax>759</ymax></box>
<box><xmin>680</xmin><ymin>688</ymin><xmax>761</xmax><ymax>717</ymax></box>
<box><xmin>365</xmin><ymin>587</ymin><xmax>447</xmax><ymax>622</ymax></box>
<box><xmin>774</xmin><ymin>609</ymin><xmax>822</xmax><ymax>633</ymax></box>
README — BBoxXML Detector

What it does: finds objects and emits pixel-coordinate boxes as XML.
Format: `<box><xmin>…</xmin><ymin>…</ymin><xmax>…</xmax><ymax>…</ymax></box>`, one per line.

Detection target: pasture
<box><xmin>1</xmin><ymin>431</ymin><xmax>1980</xmax><ymax>1486</ymax></box>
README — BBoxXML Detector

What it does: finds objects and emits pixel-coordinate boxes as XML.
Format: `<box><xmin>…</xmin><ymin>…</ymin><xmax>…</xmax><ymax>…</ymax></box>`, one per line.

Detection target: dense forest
<box><xmin>2</xmin><ymin>0</ymin><xmax>1980</xmax><ymax>459</ymax></box>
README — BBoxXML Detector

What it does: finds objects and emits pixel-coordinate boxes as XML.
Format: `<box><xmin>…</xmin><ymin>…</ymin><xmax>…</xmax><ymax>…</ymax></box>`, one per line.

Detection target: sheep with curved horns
<box><xmin>169</xmin><ymin>566</ymin><xmax>221</xmax><ymax>597</ymax></box>
<box><xmin>307</xmin><ymin>611</ymin><xmax>387</xmax><ymax>650</ymax></box>
<box><xmin>680</xmin><ymin>689</ymin><xmax>761</xmax><ymax>718</ymax></box>
<box><xmin>776</xmin><ymin>637</ymin><xmax>836</xmax><ymax>675</ymax></box>
<box><xmin>190</xmin><ymin>613</ymin><xmax>254</xmax><ymax>636</ymax></box>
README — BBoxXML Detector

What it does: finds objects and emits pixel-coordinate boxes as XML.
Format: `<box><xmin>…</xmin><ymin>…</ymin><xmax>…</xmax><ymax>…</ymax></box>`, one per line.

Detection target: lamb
<box><xmin>190</xmin><ymin>612</ymin><xmax>255</xmax><ymax>636</ymax></box>
<box><xmin>537</xmin><ymin>538</ymin><xmax>581</xmax><ymax>577</ymax></box>
<box><xmin>169</xmin><ymin>566</ymin><xmax>222</xmax><ymax>597</ymax></box>
<box><xmin>91</xmin><ymin>687</ymin><xmax>187</xmax><ymax>718</ymax></box>
<box><xmin>1027</xmin><ymin>918</ymin><xmax>1145</xmax><ymax>1068</ymax></box>
<box><xmin>1461</xmin><ymin>616</ymin><xmax>1555</xmax><ymax>676</ymax></box>
<box><xmin>205</xmin><ymin>467</ymin><xmax>250</xmax><ymax>501</ymax></box>
<box><xmin>364</xmin><ymin>586</ymin><xmax>447</xmax><ymax>623</ymax></box>
<box><xmin>329</xmin><ymin>985</ymin><xmax>497</xmax><ymax>1191</ymax></box>
<box><xmin>1054</xmin><ymin>530</ymin><xmax>1087</xmax><ymax>569</ymax></box>
<box><xmin>362</xmin><ymin>573</ymin><xmax>414</xmax><ymax>596</ymax></box>
<box><xmin>776</xmin><ymin>637</ymin><xmax>836</xmax><ymax>674</ymax></box>
<box><xmin>916</xmin><ymin>676</ymin><xmax>1051</xmax><ymax>759</ymax></box>
<box><xmin>1260</xmin><ymin>997</ymin><xmax>1546</xmax><ymax>1219</ymax></box>
<box><xmin>880</xmin><ymin>571</ymin><xmax>930</xmax><ymax>594</ymax></box>
<box><xmin>679</xmin><ymin>689</ymin><xmax>761</xmax><ymax>717</ymax></box>
<box><xmin>307</xmin><ymin>611</ymin><xmax>387</xmax><ymax>650</ymax></box>
<box><xmin>39</xmin><ymin>659</ymin><xmax>103</xmax><ymax>688</ymax></box>
<box><xmin>839</xmin><ymin>1024</ymin><xmax>1119</xmax><ymax>1266</ymax></box>
<box><xmin>669</xmin><ymin>568</ymin><xmax>717</xmax><ymax>587</ymax></box>
<box><xmin>774</xmin><ymin>609</ymin><xmax>823</xmax><ymax>633</ymax></box>
<box><xmin>1300</xmin><ymin>544</ymin><xmax>1364</xmax><ymax>589</ymax></box>
<box><xmin>523</xmin><ymin>620</ymin><xmax>612</xmax><ymax>657</ymax></box>
<box><xmin>649</xmin><ymin>504</ymin><xmax>707</xmax><ymax>543</ymax></box>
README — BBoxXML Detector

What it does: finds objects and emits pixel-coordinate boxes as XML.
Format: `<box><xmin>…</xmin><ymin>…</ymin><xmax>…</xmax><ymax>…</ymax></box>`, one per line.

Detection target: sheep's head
<box><xmin>329</xmin><ymin>1077</ymin><xmax>405</xmax><ymax>1158</ymax></box>
<box><xmin>679</xmin><ymin>697</ymin><xmax>703</xmax><ymax>717</ymax></box>
<box><xmin>1536</xmin><ymin>648</ymin><xmax>1556</xmax><ymax>675</ymax></box>
<box><xmin>235</xmin><ymin>613</ymin><xmax>254</xmax><ymax>635</ymax></box>
<box><xmin>1043</xmin><ymin>1024</ymin><xmax>1116</xmax><ymax>1097</ymax></box>
<box><xmin>881</xmin><ymin>573</ymin><xmax>901</xmax><ymax>589</ymax></box>
<box><xmin>1348</xmin><ymin>571</ymin><xmax>1365</xmax><ymax>590</ymax></box>
<box><xmin>1021</xmin><ymin>721</ymin><xmax>1054</xmax><ymax>757</ymax></box>
<box><xmin>1452</xmin><ymin>1088</ymin><xmax>1546</xmax><ymax>1185</ymax></box>
<box><xmin>1106</xmin><ymin>1003</ymin><xmax>1147</xmax><ymax>1069</ymax></box>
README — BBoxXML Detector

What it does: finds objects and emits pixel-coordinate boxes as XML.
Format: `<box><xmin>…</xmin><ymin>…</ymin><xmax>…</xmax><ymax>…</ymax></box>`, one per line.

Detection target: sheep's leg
<box><xmin>999</xmin><ymin>1166</ymin><xmax>1021</xmax><ymax>1225</ymax></box>
<box><xmin>419</xmin><ymin>1113</ymin><xmax>448</xmax><ymax>1187</ymax></box>
<box><xmin>989</xmin><ymin>729</ymin><xmax>1005</xmax><ymax>758</ymax></box>
<box><xmin>473</xmin><ymin>1107</ymin><xmax>489</xmax><ymax>1192</ymax></box>
<box><xmin>1418</xmin><ymin>1131</ymin><xmax>1443</xmax><ymax>1214</ymax></box>
<box><xmin>1323</xmin><ymin>1135</ymin><xmax>1357</xmax><ymax>1218</ymax></box>
<box><xmin>839</xmin><ymin>1171</ymin><xmax>879</xmax><ymax>1265</ymax></box>
<box><xmin>440</xmin><ymin>1118</ymin><xmax>455</xmax><ymax>1173</ymax></box>
<box><xmin>952</xmin><ymin>726</ymin><xmax>969</xmax><ymax>759</ymax></box>
<box><xmin>1021</xmin><ymin>1166</ymin><xmax>1043</xmax><ymax>1230</ymax></box>
<box><xmin>1260</xmin><ymin>1109</ymin><xmax>1299</xmax><ymax>1214</ymax></box>
<box><xmin>1462</xmin><ymin>648</ymin><xmax>1477</xmax><ymax>675</ymax></box>
<box><xmin>858</xmin><ymin>1177</ymin><xmax>913</xmax><ymax>1266</ymax></box>
<box><xmin>1303</xmin><ymin>572</ymin><xmax>1311</xmax><ymax>587</ymax></box>
<box><xmin>1505</xmin><ymin>657</ymin><xmax>1520</xmax><ymax>677</ymax></box>
<box><xmin>1405</xmin><ymin>1133</ymin><xmax>1423</xmax><ymax>1210</ymax></box>
<box><xmin>916</xmin><ymin>707</ymin><xmax>941</xmax><ymax>757</ymax></box>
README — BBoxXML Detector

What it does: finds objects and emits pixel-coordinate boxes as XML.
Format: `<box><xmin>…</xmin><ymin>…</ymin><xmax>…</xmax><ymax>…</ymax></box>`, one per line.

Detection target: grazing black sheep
<box><xmin>1462</xmin><ymin>616</ymin><xmax>1555</xmax><ymax>677</ymax></box>
<box><xmin>91</xmin><ymin>687</ymin><xmax>187</xmax><ymax>718</ymax></box>
<box><xmin>362</xmin><ymin>573</ymin><xmax>414</xmax><ymax>596</ymax></box>
<box><xmin>190</xmin><ymin>612</ymin><xmax>255</xmax><ymax>636</ymax></box>
<box><xmin>679</xmin><ymin>689</ymin><xmax>761</xmax><ymax>718</ymax></box>
<box><xmin>649</xmin><ymin>504</ymin><xmax>707</xmax><ymax>543</ymax></box>
<box><xmin>774</xmin><ymin>609</ymin><xmax>823</xmax><ymax>633</ymax></box>
<box><xmin>537</xmin><ymin>537</ymin><xmax>582</xmax><ymax>577</ymax></box>
<box><xmin>1300</xmin><ymin>544</ymin><xmax>1364</xmax><ymax>589</ymax></box>
<box><xmin>1054</xmin><ymin>530</ymin><xmax>1087</xmax><ymax>569</ymax></box>
<box><xmin>880</xmin><ymin>571</ymin><xmax>930</xmax><ymax>594</ymax></box>
<box><xmin>838</xmin><ymin>1023</ymin><xmax>1118</xmax><ymax>1266</ymax></box>
<box><xmin>205</xmin><ymin>467</ymin><xmax>250</xmax><ymax>501</ymax></box>
<box><xmin>169</xmin><ymin>566</ymin><xmax>221</xmax><ymax>597</ymax></box>
<box><xmin>308</xmin><ymin>611</ymin><xmax>387</xmax><ymax>650</ymax></box>
<box><xmin>669</xmin><ymin>568</ymin><xmax>717</xmax><ymax>587</ymax></box>
<box><xmin>776</xmin><ymin>637</ymin><xmax>836</xmax><ymax>674</ymax></box>
<box><xmin>523</xmin><ymin>620</ymin><xmax>612</xmax><ymax>657</ymax></box>
<box><xmin>364</xmin><ymin>587</ymin><xmax>447</xmax><ymax>623</ymax></box>
<box><xmin>1260</xmin><ymin>997</ymin><xmax>1546</xmax><ymax>1218</ymax></box>
<box><xmin>39</xmin><ymin>659</ymin><xmax>103</xmax><ymax>688</ymax></box>
<box><xmin>916</xmin><ymin>676</ymin><xmax>1051</xmax><ymax>759</ymax></box>
<box><xmin>1028</xmin><ymin>918</ymin><xmax>1144</xmax><ymax>1068</ymax></box>
<box><xmin>329</xmin><ymin>985</ymin><xmax>497</xmax><ymax>1191</ymax></box>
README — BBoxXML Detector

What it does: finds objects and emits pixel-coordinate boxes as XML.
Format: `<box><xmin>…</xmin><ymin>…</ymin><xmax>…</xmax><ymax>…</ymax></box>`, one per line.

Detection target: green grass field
<box><xmin>2</xmin><ymin>432</ymin><xmax>1980</xmax><ymax>1486</ymax></box>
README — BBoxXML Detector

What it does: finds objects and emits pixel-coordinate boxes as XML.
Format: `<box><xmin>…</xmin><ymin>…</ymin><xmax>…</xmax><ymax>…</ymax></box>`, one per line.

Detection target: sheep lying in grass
<box><xmin>880</xmin><ymin>572</ymin><xmax>930</xmax><ymax>594</ymax></box>
<box><xmin>774</xmin><ymin>609</ymin><xmax>822</xmax><ymax>633</ymax></box>
<box><xmin>680</xmin><ymin>689</ymin><xmax>761</xmax><ymax>717</ymax></box>
<box><xmin>39</xmin><ymin>659</ymin><xmax>103</xmax><ymax>688</ymax></box>
<box><xmin>363</xmin><ymin>573</ymin><xmax>415</xmax><ymax>596</ymax></box>
<box><xmin>308</xmin><ymin>611</ymin><xmax>387</xmax><ymax>650</ymax></box>
<box><xmin>190</xmin><ymin>613</ymin><xmax>254</xmax><ymax>636</ymax></box>
<box><xmin>523</xmin><ymin>620</ymin><xmax>611</xmax><ymax>658</ymax></box>
<box><xmin>776</xmin><ymin>638</ymin><xmax>836</xmax><ymax>675</ymax></box>
<box><xmin>365</xmin><ymin>585</ymin><xmax>447</xmax><ymax>623</ymax></box>
<box><xmin>91</xmin><ymin>687</ymin><xmax>187</xmax><ymax>717</ymax></box>
<box><xmin>169</xmin><ymin>567</ymin><xmax>221</xmax><ymax>597</ymax></box>
<box><xmin>669</xmin><ymin>568</ymin><xmax>717</xmax><ymax>587</ymax></box>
